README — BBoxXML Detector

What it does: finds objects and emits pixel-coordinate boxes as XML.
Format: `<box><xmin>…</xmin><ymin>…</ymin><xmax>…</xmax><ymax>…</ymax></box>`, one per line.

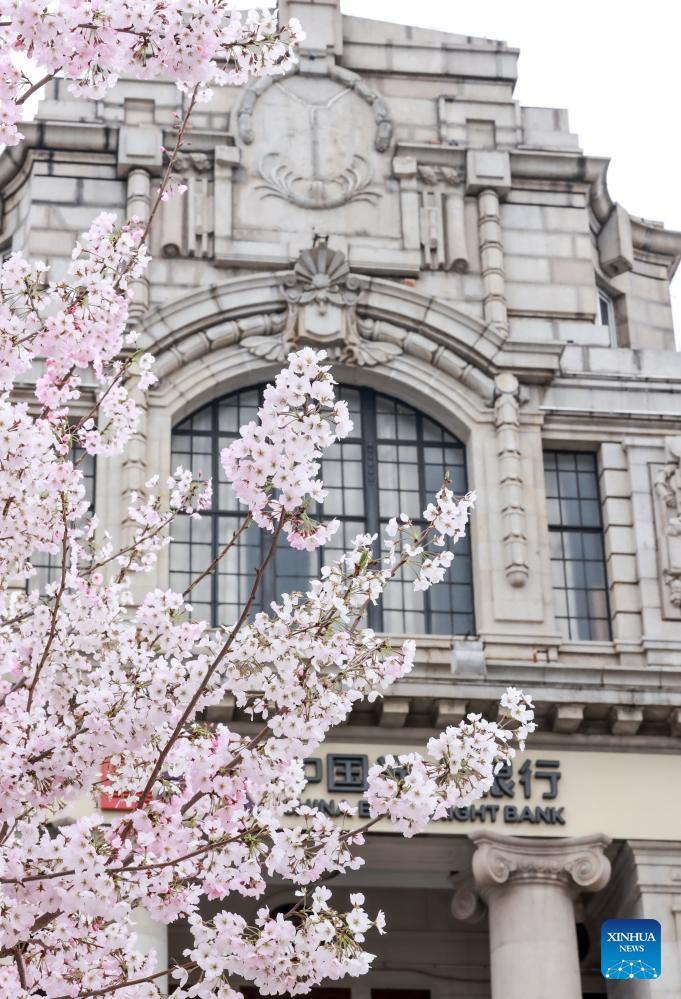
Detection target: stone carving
<box><xmin>417</xmin><ymin>164</ymin><xmax>464</xmax><ymax>186</ymax></box>
<box><xmin>239</xmin><ymin>64</ymin><xmax>390</xmax><ymax>213</ymax></box>
<box><xmin>450</xmin><ymin>877</ymin><xmax>486</xmax><ymax>924</ymax></box>
<box><xmin>470</xmin><ymin>831</ymin><xmax>612</xmax><ymax>897</ymax></box>
<box><xmin>159</xmin><ymin>151</ymin><xmax>213</xmax><ymax>259</ymax></box>
<box><xmin>173</xmin><ymin>152</ymin><xmax>211</xmax><ymax>174</ymax></box>
<box><xmin>653</xmin><ymin>436</ymin><xmax>681</xmax><ymax>614</ymax></box>
<box><xmin>494</xmin><ymin>373</ymin><xmax>528</xmax><ymax>587</ymax></box>
<box><xmin>237</xmin><ymin>63</ymin><xmax>393</xmax><ymax>153</ymax></box>
<box><xmin>257</xmin><ymin>152</ymin><xmax>378</xmax><ymax>210</ymax></box>
<box><xmin>241</xmin><ymin>238</ymin><xmax>402</xmax><ymax>367</ymax></box>
<box><xmin>329</xmin><ymin>63</ymin><xmax>393</xmax><ymax>152</ymax></box>
<box><xmin>396</xmin><ymin>161</ymin><xmax>468</xmax><ymax>272</ymax></box>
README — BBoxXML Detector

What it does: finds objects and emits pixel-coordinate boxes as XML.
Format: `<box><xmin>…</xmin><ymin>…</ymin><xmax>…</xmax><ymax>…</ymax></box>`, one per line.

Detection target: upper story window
<box><xmin>170</xmin><ymin>385</ymin><xmax>474</xmax><ymax>636</ymax></box>
<box><xmin>597</xmin><ymin>288</ymin><xmax>617</xmax><ymax>346</ymax></box>
<box><xmin>544</xmin><ymin>451</ymin><xmax>610</xmax><ymax>641</ymax></box>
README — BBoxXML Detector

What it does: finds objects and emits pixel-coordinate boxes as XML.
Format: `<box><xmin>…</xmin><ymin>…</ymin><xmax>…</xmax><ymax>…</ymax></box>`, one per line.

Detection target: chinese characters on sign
<box><xmin>300</xmin><ymin>754</ymin><xmax>566</xmax><ymax>827</ymax></box>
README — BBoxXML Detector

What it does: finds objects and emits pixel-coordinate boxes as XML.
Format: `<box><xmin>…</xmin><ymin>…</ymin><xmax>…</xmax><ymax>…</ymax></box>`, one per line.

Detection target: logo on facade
<box><xmin>601</xmin><ymin>919</ymin><xmax>661</xmax><ymax>980</ymax></box>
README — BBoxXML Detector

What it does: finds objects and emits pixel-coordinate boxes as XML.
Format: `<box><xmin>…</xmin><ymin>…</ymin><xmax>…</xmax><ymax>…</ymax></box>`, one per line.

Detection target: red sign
<box><xmin>99</xmin><ymin>761</ymin><xmax>151</xmax><ymax>811</ymax></box>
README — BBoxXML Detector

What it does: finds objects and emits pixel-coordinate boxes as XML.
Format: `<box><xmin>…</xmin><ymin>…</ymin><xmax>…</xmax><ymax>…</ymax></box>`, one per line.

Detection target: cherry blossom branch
<box><xmin>51</xmin><ymin>960</ymin><xmax>196</xmax><ymax>999</ymax></box>
<box><xmin>132</xmin><ymin>511</ymin><xmax>286</xmax><ymax>810</ymax></box>
<box><xmin>16</xmin><ymin>72</ymin><xmax>58</xmax><ymax>105</ymax></box>
<box><xmin>140</xmin><ymin>86</ymin><xmax>199</xmax><ymax>246</ymax></box>
<box><xmin>25</xmin><ymin>495</ymin><xmax>69</xmax><ymax>712</ymax></box>
<box><xmin>13</xmin><ymin>947</ymin><xmax>27</xmax><ymax>989</ymax></box>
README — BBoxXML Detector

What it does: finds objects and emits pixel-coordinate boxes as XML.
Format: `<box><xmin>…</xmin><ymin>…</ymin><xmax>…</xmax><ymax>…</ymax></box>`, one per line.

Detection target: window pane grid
<box><xmin>171</xmin><ymin>387</ymin><xmax>475</xmax><ymax>636</ymax></box>
<box><xmin>544</xmin><ymin>451</ymin><xmax>611</xmax><ymax>641</ymax></box>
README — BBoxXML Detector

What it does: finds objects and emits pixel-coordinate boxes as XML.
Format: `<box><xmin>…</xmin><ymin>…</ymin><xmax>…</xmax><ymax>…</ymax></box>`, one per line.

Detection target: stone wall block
<box><xmin>117</xmin><ymin>125</ymin><xmax>163</xmax><ymax>176</ymax></box>
<box><xmin>465</xmin><ymin>150</ymin><xmax>511</xmax><ymax>196</ymax></box>
<box><xmin>597</xmin><ymin>203</ymin><xmax>634</xmax><ymax>277</ymax></box>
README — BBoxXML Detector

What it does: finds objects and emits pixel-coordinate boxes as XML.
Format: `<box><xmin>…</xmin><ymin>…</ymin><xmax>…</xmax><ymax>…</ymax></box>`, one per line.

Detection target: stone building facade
<box><xmin>2</xmin><ymin>0</ymin><xmax>681</xmax><ymax>995</ymax></box>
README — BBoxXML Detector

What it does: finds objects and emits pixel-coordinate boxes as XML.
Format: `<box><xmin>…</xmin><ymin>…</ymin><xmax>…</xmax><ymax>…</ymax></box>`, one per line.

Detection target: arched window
<box><xmin>170</xmin><ymin>386</ymin><xmax>474</xmax><ymax>635</ymax></box>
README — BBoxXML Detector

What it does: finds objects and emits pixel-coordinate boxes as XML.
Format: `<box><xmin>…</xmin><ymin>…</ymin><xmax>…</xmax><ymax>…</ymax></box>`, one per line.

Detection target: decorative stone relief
<box><xmin>494</xmin><ymin>373</ymin><xmax>528</xmax><ymax>587</ymax></box>
<box><xmin>392</xmin><ymin>158</ymin><xmax>469</xmax><ymax>270</ymax></box>
<box><xmin>241</xmin><ymin>238</ymin><xmax>402</xmax><ymax>366</ymax></box>
<box><xmin>470</xmin><ymin>831</ymin><xmax>612</xmax><ymax>897</ymax></box>
<box><xmin>258</xmin><ymin>151</ymin><xmax>378</xmax><ymax>210</ymax></box>
<box><xmin>238</xmin><ymin>63</ymin><xmax>391</xmax><ymax>212</ymax></box>
<box><xmin>237</xmin><ymin>63</ymin><xmax>393</xmax><ymax>153</ymax></box>
<box><xmin>158</xmin><ymin>151</ymin><xmax>213</xmax><ymax>259</ymax></box>
<box><xmin>653</xmin><ymin>436</ymin><xmax>681</xmax><ymax>617</ymax></box>
<box><xmin>450</xmin><ymin>876</ymin><xmax>486</xmax><ymax>924</ymax></box>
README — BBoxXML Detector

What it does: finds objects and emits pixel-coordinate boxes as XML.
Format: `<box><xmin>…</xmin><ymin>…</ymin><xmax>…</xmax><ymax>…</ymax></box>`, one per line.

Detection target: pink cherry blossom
<box><xmin>0</xmin><ymin>15</ymin><xmax>534</xmax><ymax>996</ymax></box>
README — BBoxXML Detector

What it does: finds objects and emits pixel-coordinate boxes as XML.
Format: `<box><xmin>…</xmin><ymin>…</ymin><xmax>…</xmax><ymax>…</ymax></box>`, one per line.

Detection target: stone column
<box><xmin>477</xmin><ymin>188</ymin><xmax>508</xmax><ymax>333</ymax></box>
<box><xmin>470</xmin><ymin>831</ymin><xmax>611</xmax><ymax>999</ymax></box>
<box><xmin>465</xmin><ymin>149</ymin><xmax>510</xmax><ymax>337</ymax></box>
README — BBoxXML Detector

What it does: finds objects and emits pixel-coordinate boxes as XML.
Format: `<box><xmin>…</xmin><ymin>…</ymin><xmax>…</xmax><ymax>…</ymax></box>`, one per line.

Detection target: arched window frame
<box><xmin>170</xmin><ymin>384</ymin><xmax>475</xmax><ymax>636</ymax></box>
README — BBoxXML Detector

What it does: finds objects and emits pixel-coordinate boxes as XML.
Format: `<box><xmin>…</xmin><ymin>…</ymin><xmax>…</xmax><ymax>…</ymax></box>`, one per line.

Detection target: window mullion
<box><xmin>361</xmin><ymin>389</ymin><xmax>381</xmax><ymax>631</ymax></box>
<box><xmin>211</xmin><ymin>402</ymin><xmax>220</xmax><ymax>625</ymax></box>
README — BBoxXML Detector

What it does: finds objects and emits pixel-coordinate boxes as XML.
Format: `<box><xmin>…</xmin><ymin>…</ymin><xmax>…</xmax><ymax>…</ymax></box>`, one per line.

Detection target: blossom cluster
<box><xmin>0</xmin><ymin>1</ymin><xmax>304</xmax><ymax>146</ymax></box>
<box><xmin>220</xmin><ymin>347</ymin><xmax>353</xmax><ymax>549</ymax></box>
<box><xmin>366</xmin><ymin>690</ymin><xmax>536</xmax><ymax>837</ymax></box>
<box><xmin>384</xmin><ymin>482</ymin><xmax>476</xmax><ymax>592</ymax></box>
<box><xmin>0</xmin><ymin>341</ymin><xmax>534</xmax><ymax>997</ymax></box>
<box><xmin>0</xmin><ymin>213</ymin><xmax>155</xmax><ymax>589</ymax></box>
<box><xmin>0</xmin><ymin>17</ymin><xmax>534</xmax><ymax>993</ymax></box>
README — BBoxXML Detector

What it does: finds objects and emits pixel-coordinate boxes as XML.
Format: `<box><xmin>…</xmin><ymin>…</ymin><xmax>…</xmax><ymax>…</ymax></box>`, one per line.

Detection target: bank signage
<box><xmin>601</xmin><ymin>919</ymin><xmax>661</xmax><ymax>980</ymax></box>
<box><xmin>302</xmin><ymin>752</ymin><xmax>566</xmax><ymax>827</ymax></box>
<box><xmin>305</xmin><ymin>745</ymin><xmax>681</xmax><ymax>840</ymax></box>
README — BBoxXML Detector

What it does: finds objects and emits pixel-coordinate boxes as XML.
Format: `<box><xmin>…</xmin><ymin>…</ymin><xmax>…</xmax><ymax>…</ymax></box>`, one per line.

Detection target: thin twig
<box><xmin>183</xmin><ymin>514</ymin><xmax>251</xmax><ymax>598</ymax></box>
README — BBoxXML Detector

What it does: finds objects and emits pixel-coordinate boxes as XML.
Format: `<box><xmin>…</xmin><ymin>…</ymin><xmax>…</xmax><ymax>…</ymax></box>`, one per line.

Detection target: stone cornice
<box><xmin>0</xmin><ymin>121</ymin><xmax>117</xmax><ymax>188</ymax></box>
<box><xmin>510</xmin><ymin>150</ymin><xmax>681</xmax><ymax>274</ymax></box>
<box><xmin>470</xmin><ymin>831</ymin><xmax>611</xmax><ymax>896</ymax></box>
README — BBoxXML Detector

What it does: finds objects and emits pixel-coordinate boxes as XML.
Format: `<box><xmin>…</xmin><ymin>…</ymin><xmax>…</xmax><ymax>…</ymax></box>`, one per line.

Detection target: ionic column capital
<box><xmin>470</xmin><ymin>831</ymin><xmax>611</xmax><ymax>898</ymax></box>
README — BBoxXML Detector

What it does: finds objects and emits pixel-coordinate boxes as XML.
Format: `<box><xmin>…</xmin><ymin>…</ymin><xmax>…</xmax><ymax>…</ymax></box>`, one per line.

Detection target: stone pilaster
<box><xmin>393</xmin><ymin>156</ymin><xmax>421</xmax><ymax>254</ymax></box>
<box><xmin>494</xmin><ymin>373</ymin><xmax>528</xmax><ymax>587</ymax></box>
<box><xmin>126</xmin><ymin>168</ymin><xmax>151</xmax><ymax>321</ymax></box>
<box><xmin>593</xmin><ymin>841</ymin><xmax>681</xmax><ymax>999</ymax></box>
<box><xmin>470</xmin><ymin>831</ymin><xmax>611</xmax><ymax>999</ymax></box>
<box><xmin>466</xmin><ymin>149</ymin><xmax>510</xmax><ymax>336</ymax></box>
<box><xmin>476</xmin><ymin>188</ymin><xmax>508</xmax><ymax>334</ymax></box>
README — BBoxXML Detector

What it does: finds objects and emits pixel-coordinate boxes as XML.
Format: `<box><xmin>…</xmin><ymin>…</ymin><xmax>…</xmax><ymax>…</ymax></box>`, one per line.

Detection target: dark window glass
<box><xmin>544</xmin><ymin>451</ymin><xmax>611</xmax><ymax>641</ymax></box>
<box><xmin>171</xmin><ymin>386</ymin><xmax>474</xmax><ymax>635</ymax></box>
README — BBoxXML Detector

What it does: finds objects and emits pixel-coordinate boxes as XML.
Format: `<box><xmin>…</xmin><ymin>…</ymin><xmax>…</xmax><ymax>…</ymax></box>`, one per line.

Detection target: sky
<box><xmin>341</xmin><ymin>0</ymin><xmax>681</xmax><ymax>338</ymax></box>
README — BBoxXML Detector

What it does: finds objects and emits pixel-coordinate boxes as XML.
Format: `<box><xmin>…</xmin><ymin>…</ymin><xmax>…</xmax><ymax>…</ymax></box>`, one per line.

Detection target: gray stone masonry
<box><xmin>2</xmin><ymin>0</ymin><xmax>681</xmax><ymax>740</ymax></box>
